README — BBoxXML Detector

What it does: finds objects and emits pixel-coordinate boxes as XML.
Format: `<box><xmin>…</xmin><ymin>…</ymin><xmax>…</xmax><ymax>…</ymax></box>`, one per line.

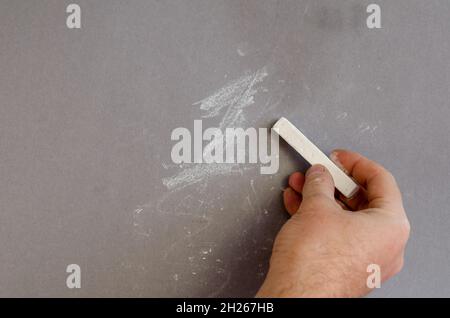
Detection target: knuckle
<box><xmin>404</xmin><ymin>220</ymin><xmax>411</xmax><ymax>236</ymax></box>
<box><xmin>383</xmin><ymin>169</ymin><xmax>395</xmax><ymax>180</ymax></box>
<box><xmin>305</xmin><ymin>192</ymin><xmax>330</xmax><ymax>203</ymax></box>
<box><xmin>307</xmin><ymin>176</ymin><xmax>325</xmax><ymax>186</ymax></box>
<box><xmin>398</xmin><ymin>220</ymin><xmax>411</xmax><ymax>241</ymax></box>
<box><xmin>394</xmin><ymin>257</ymin><xmax>405</xmax><ymax>275</ymax></box>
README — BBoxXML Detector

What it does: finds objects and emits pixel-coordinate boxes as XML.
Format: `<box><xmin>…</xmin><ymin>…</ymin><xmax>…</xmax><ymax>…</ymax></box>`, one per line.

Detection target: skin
<box><xmin>256</xmin><ymin>149</ymin><xmax>410</xmax><ymax>298</ymax></box>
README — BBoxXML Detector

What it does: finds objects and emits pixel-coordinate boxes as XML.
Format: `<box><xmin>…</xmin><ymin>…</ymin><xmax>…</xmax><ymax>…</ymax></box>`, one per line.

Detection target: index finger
<box><xmin>331</xmin><ymin>149</ymin><xmax>403</xmax><ymax>211</ymax></box>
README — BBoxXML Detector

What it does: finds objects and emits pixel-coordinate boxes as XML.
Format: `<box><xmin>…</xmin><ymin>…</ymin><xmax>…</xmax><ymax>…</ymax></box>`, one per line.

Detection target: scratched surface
<box><xmin>1</xmin><ymin>0</ymin><xmax>449</xmax><ymax>297</ymax></box>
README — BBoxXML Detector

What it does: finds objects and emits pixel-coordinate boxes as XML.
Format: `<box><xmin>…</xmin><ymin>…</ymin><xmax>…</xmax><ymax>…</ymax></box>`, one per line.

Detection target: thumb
<box><xmin>301</xmin><ymin>164</ymin><xmax>335</xmax><ymax>203</ymax></box>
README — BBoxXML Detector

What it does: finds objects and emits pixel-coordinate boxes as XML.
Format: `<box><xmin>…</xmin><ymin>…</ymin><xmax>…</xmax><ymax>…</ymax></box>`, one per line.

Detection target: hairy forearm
<box><xmin>256</xmin><ymin>260</ymin><xmax>369</xmax><ymax>298</ymax></box>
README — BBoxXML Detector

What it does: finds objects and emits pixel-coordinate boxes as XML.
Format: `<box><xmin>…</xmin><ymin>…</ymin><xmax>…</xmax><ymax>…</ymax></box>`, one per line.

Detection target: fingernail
<box><xmin>306</xmin><ymin>164</ymin><xmax>325</xmax><ymax>177</ymax></box>
<box><xmin>330</xmin><ymin>151</ymin><xmax>348</xmax><ymax>174</ymax></box>
<box><xmin>330</xmin><ymin>151</ymin><xmax>339</xmax><ymax>164</ymax></box>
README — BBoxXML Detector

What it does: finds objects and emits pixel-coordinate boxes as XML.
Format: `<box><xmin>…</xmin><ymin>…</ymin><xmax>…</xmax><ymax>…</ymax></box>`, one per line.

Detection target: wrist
<box><xmin>257</xmin><ymin>262</ymin><xmax>363</xmax><ymax>298</ymax></box>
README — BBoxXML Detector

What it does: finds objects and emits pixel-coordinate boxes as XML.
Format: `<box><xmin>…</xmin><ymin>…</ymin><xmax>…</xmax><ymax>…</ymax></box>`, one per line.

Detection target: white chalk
<box><xmin>273</xmin><ymin>117</ymin><xmax>359</xmax><ymax>198</ymax></box>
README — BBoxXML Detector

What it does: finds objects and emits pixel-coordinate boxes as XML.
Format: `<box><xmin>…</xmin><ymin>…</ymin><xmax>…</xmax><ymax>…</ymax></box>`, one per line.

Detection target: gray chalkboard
<box><xmin>0</xmin><ymin>0</ymin><xmax>449</xmax><ymax>297</ymax></box>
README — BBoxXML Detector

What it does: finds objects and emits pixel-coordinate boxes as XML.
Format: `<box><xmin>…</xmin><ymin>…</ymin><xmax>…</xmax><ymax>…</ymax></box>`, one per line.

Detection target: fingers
<box><xmin>301</xmin><ymin>165</ymin><xmax>336</xmax><ymax>203</ymax></box>
<box><xmin>335</xmin><ymin>199</ymin><xmax>349</xmax><ymax>210</ymax></box>
<box><xmin>284</xmin><ymin>169</ymin><xmax>347</xmax><ymax>214</ymax></box>
<box><xmin>283</xmin><ymin>172</ymin><xmax>305</xmax><ymax>216</ymax></box>
<box><xmin>289</xmin><ymin>172</ymin><xmax>305</xmax><ymax>193</ymax></box>
<box><xmin>283</xmin><ymin>187</ymin><xmax>301</xmax><ymax>216</ymax></box>
<box><xmin>331</xmin><ymin>149</ymin><xmax>403</xmax><ymax>211</ymax></box>
<box><xmin>338</xmin><ymin>189</ymin><xmax>368</xmax><ymax>211</ymax></box>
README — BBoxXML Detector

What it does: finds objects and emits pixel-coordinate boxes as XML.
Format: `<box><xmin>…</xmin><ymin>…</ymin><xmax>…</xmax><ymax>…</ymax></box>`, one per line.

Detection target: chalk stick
<box><xmin>273</xmin><ymin>117</ymin><xmax>359</xmax><ymax>198</ymax></box>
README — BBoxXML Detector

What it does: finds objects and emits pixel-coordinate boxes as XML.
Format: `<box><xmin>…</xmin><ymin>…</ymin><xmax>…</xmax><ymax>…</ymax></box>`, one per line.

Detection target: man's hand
<box><xmin>257</xmin><ymin>149</ymin><xmax>410</xmax><ymax>297</ymax></box>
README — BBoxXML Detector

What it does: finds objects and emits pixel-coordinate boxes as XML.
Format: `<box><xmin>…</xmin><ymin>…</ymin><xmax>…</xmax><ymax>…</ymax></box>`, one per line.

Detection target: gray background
<box><xmin>0</xmin><ymin>0</ymin><xmax>449</xmax><ymax>297</ymax></box>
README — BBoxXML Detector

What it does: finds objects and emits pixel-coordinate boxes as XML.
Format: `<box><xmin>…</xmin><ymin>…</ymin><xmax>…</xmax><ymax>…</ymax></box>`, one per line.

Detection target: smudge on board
<box><xmin>162</xmin><ymin>163</ymin><xmax>237</xmax><ymax>191</ymax></box>
<box><xmin>357</xmin><ymin>122</ymin><xmax>378</xmax><ymax>135</ymax></box>
<box><xmin>162</xmin><ymin>67</ymin><xmax>269</xmax><ymax>192</ymax></box>
<box><xmin>131</xmin><ymin>66</ymin><xmax>279</xmax><ymax>261</ymax></box>
<box><xmin>193</xmin><ymin>67</ymin><xmax>268</xmax><ymax>123</ymax></box>
<box><xmin>336</xmin><ymin>112</ymin><xmax>348</xmax><ymax>120</ymax></box>
<box><xmin>236</xmin><ymin>42</ymin><xmax>251</xmax><ymax>57</ymax></box>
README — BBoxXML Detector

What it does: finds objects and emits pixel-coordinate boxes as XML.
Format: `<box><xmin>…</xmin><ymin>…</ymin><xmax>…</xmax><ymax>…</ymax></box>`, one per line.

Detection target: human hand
<box><xmin>256</xmin><ymin>149</ymin><xmax>410</xmax><ymax>297</ymax></box>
